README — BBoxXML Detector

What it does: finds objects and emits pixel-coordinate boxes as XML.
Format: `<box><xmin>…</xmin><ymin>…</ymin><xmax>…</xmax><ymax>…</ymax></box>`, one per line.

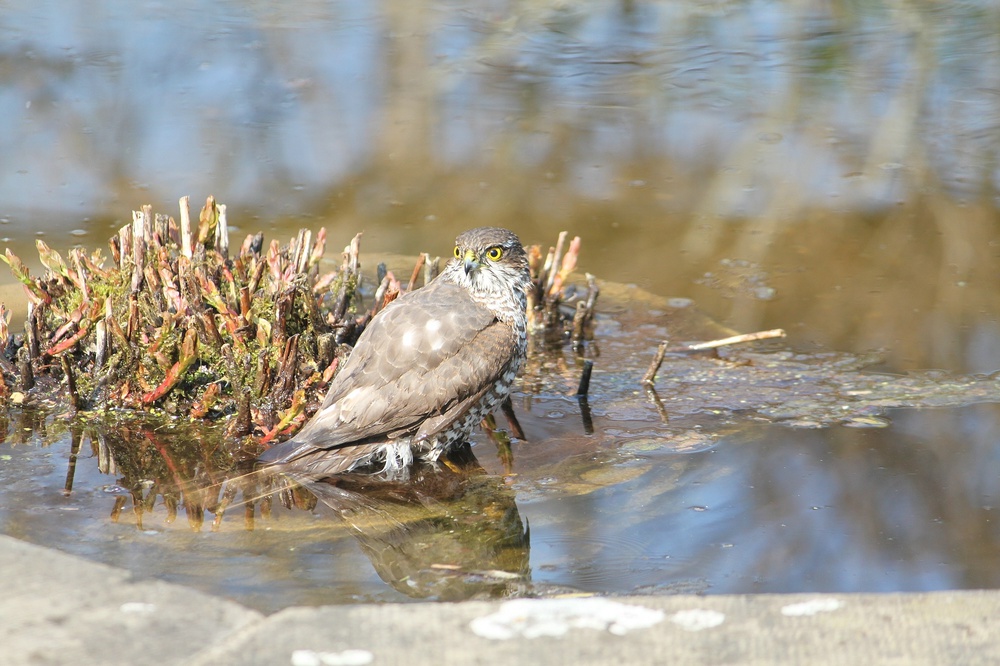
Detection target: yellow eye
<box><xmin>454</xmin><ymin>246</ymin><xmax>462</xmax><ymax>259</ymax></box>
<box><xmin>486</xmin><ymin>246</ymin><xmax>503</xmax><ymax>261</ymax></box>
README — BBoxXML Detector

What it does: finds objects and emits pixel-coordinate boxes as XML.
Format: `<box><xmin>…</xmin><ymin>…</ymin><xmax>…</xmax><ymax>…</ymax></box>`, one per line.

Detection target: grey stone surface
<box><xmin>0</xmin><ymin>535</ymin><xmax>263</xmax><ymax>666</ymax></box>
<box><xmin>192</xmin><ymin>593</ymin><xmax>999</xmax><ymax>666</ymax></box>
<box><xmin>2</xmin><ymin>534</ymin><xmax>999</xmax><ymax>666</ymax></box>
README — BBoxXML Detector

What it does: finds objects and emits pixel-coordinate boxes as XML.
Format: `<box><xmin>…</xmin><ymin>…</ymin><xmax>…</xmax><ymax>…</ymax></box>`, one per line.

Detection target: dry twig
<box><xmin>642</xmin><ymin>328</ymin><xmax>786</xmax><ymax>387</ymax></box>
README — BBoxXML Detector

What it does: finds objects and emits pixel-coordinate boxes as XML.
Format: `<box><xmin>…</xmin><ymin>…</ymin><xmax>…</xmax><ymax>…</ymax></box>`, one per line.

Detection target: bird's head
<box><xmin>445</xmin><ymin>227</ymin><xmax>531</xmax><ymax>304</ymax></box>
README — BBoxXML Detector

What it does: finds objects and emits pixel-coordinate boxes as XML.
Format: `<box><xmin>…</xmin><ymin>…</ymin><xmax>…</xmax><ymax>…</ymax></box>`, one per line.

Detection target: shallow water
<box><xmin>5</xmin><ymin>400</ymin><xmax>1000</xmax><ymax>611</ymax></box>
<box><xmin>3</xmin><ymin>0</ymin><xmax>1000</xmax><ymax>609</ymax></box>
<box><xmin>3</xmin><ymin>284</ymin><xmax>1000</xmax><ymax>611</ymax></box>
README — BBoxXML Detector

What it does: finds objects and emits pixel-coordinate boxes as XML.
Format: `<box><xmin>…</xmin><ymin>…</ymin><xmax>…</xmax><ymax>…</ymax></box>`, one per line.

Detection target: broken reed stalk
<box><xmin>216</xmin><ymin>203</ymin><xmax>229</xmax><ymax>258</ymax></box>
<box><xmin>179</xmin><ymin>195</ymin><xmax>193</xmax><ymax>259</ymax></box>
<box><xmin>569</xmin><ymin>273</ymin><xmax>599</xmax><ymax>352</ymax></box>
<box><xmin>25</xmin><ymin>302</ymin><xmax>39</xmax><ymax>360</ymax></box>
<box><xmin>544</xmin><ymin>231</ymin><xmax>568</xmax><ymax>297</ymax></box>
<box><xmin>131</xmin><ymin>208</ymin><xmax>146</xmax><ymax>294</ymax></box>
<box><xmin>641</xmin><ymin>342</ymin><xmax>669</xmax><ymax>387</ymax></box>
<box><xmin>423</xmin><ymin>253</ymin><xmax>439</xmax><ymax>285</ymax></box>
<box><xmin>571</xmin><ymin>303</ymin><xmax>587</xmax><ymax>349</ymax></box>
<box><xmin>406</xmin><ymin>253</ymin><xmax>425</xmax><ymax>292</ymax></box>
<box><xmin>641</xmin><ymin>328</ymin><xmax>787</xmax><ymax>387</ymax></box>
<box><xmin>61</xmin><ymin>355</ymin><xmax>81</xmax><ymax>411</ymax></box>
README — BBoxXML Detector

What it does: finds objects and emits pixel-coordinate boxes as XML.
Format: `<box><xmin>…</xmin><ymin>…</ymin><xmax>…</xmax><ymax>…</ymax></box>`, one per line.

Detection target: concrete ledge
<box><xmin>0</xmin><ymin>535</ymin><xmax>264</xmax><ymax>666</ymax></box>
<box><xmin>192</xmin><ymin>592</ymin><xmax>998</xmax><ymax>666</ymax></box>
<box><xmin>2</xmin><ymin>534</ymin><xmax>997</xmax><ymax>666</ymax></box>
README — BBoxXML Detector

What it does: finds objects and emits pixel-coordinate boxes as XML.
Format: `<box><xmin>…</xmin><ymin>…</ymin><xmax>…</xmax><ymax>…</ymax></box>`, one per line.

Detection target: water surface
<box><xmin>2</xmin><ymin>0</ymin><xmax>1000</xmax><ymax>609</ymax></box>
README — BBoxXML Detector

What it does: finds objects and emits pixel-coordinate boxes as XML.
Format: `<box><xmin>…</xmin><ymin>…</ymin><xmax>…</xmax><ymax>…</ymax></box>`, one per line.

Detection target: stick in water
<box><xmin>642</xmin><ymin>329</ymin><xmax>786</xmax><ymax>386</ymax></box>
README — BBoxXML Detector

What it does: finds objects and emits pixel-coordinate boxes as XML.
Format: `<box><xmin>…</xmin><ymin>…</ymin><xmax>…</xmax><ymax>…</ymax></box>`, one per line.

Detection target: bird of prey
<box><xmin>257</xmin><ymin>226</ymin><xmax>532</xmax><ymax>476</ymax></box>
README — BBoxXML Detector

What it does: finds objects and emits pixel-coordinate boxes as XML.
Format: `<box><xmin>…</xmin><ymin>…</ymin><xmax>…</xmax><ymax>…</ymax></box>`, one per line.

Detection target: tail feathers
<box><xmin>256</xmin><ymin>438</ymin><xmax>307</xmax><ymax>465</ymax></box>
<box><xmin>257</xmin><ymin>439</ymin><xmax>385</xmax><ymax>476</ymax></box>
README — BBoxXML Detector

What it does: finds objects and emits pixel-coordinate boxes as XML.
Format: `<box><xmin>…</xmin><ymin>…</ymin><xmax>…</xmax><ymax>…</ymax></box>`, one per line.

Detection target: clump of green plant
<box><xmin>0</xmin><ymin>196</ymin><xmax>363</xmax><ymax>443</ymax></box>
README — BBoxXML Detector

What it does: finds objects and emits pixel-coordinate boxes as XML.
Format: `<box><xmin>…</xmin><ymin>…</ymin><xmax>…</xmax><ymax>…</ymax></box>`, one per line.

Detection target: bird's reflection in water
<box><xmin>80</xmin><ymin>422</ymin><xmax>528</xmax><ymax>600</ymax></box>
<box><xmin>271</xmin><ymin>444</ymin><xmax>531</xmax><ymax>601</ymax></box>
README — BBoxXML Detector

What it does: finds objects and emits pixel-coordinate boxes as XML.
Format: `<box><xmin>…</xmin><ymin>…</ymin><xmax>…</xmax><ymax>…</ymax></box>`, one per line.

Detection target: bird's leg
<box><xmin>500</xmin><ymin>396</ymin><xmax>526</xmax><ymax>440</ymax></box>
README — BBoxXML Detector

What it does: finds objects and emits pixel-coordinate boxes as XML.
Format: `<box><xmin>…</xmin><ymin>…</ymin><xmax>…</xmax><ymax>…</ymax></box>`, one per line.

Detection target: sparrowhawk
<box><xmin>258</xmin><ymin>226</ymin><xmax>531</xmax><ymax>476</ymax></box>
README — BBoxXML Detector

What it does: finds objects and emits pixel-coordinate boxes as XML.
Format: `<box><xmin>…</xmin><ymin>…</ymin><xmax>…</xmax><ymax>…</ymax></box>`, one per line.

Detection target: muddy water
<box><xmin>3</xmin><ymin>1</ymin><xmax>1000</xmax><ymax>609</ymax></box>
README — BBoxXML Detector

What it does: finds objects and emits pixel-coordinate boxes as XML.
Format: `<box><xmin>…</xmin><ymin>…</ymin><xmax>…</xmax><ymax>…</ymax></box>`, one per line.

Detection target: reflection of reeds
<box><xmin>90</xmin><ymin>417</ymin><xmax>286</xmax><ymax>532</ymax></box>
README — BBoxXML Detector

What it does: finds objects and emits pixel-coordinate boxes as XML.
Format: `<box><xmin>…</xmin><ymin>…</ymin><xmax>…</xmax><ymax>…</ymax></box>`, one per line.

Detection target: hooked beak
<box><xmin>463</xmin><ymin>250</ymin><xmax>480</xmax><ymax>276</ymax></box>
